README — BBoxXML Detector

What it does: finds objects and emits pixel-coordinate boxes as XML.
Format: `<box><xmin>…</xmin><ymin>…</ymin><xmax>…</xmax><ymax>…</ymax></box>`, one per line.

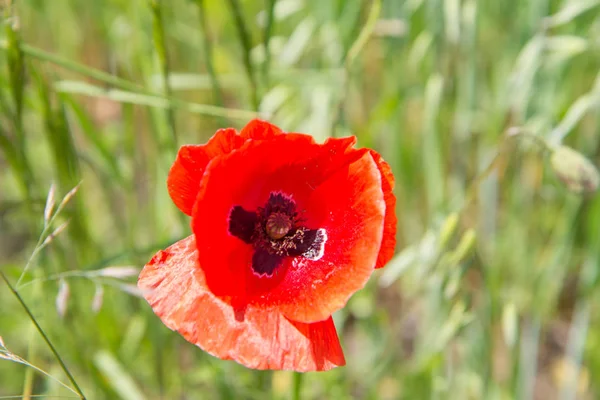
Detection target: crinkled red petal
<box><xmin>167</xmin><ymin>128</ymin><xmax>244</xmax><ymax>215</ymax></box>
<box><xmin>192</xmin><ymin>134</ymin><xmax>385</xmax><ymax>322</ymax></box>
<box><xmin>240</xmin><ymin>119</ymin><xmax>283</xmax><ymax>140</ymax></box>
<box><xmin>274</xmin><ymin>151</ymin><xmax>385</xmax><ymax>322</ymax></box>
<box><xmin>369</xmin><ymin>150</ymin><xmax>397</xmax><ymax>269</ymax></box>
<box><xmin>167</xmin><ymin>119</ymin><xmax>284</xmax><ymax>216</ymax></box>
<box><xmin>138</xmin><ymin>236</ymin><xmax>345</xmax><ymax>371</ymax></box>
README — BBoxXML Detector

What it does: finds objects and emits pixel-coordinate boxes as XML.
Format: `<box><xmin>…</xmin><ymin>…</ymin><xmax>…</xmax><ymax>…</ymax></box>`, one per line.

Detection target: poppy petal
<box><xmin>192</xmin><ymin>135</ymin><xmax>386</xmax><ymax>322</ymax></box>
<box><xmin>167</xmin><ymin>128</ymin><xmax>245</xmax><ymax>215</ymax></box>
<box><xmin>138</xmin><ymin>236</ymin><xmax>346</xmax><ymax>371</ymax></box>
<box><xmin>240</xmin><ymin>119</ymin><xmax>283</xmax><ymax>140</ymax></box>
<box><xmin>272</xmin><ymin>151</ymin><xmax>386</xmax><ymax>322</ymax></box>
<box><xmin>192</xmin><ymin>134</ymin><xmax>362</xmax><ymax>302</ymax></box>
<box><xmin>369</xmin><ymin>150</ymin><xmax>397</xmax><ymax>269</ymax></box>
<box><xmin>192</xmin><ymin>134</ymin><xmax>317</xmax><ymax>300</ymax></box>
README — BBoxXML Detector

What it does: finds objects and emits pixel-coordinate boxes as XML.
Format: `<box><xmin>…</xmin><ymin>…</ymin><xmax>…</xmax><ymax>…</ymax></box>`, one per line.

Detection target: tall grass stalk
<box><xmin>149</xmin><ymin>0</ymin><xmax>178</xmax><ymax>149</ymax></box>
<box><xmin>261</xmin><ymin>0</ymin><xmax>276</xmax><ymax>88</ymax></box>
<box><xmin>9</xmin><ymin>44</ymin><xmax>256</xmax><ymax>120</ymax></box>
<box><xmin>226</xmin><ymin>0</ymin><xmax>260</xmax><ymax>110</ymax></box>
<box><xmin>0</xmin><ymin>272</ymin><xmax>86</xmax><ymax>399</ymax></box>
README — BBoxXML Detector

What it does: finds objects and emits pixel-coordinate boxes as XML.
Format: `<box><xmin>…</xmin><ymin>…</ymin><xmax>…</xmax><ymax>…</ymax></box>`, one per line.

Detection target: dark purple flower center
<box><xmin>228</xmin><ymin>192</ymin><xmax>327</xmax><ymax>277</ymax></box>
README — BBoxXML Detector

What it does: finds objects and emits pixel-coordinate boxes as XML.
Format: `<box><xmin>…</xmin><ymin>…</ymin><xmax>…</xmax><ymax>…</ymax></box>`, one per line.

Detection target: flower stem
<box><xmin>292</xmin><ymin>372</ymin><xmax>303</xmax><ymax>400</ymax></box>
<box><xmin>461</xmin><ymin>128</ymin><xmax>552</xmax><ymax>209</ymax></box>
<box><xmin>0</xmin><ymin>271</ymin><xmax>86</xmax><ymax>400</ymax></box>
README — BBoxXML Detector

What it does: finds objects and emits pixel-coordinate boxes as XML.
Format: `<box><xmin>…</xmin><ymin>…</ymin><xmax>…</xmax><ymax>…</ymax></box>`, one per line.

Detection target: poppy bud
<box><xmin>550</xmin><ymin>146</ymin><xmax>599</xmax><ymax>194</ymax></box>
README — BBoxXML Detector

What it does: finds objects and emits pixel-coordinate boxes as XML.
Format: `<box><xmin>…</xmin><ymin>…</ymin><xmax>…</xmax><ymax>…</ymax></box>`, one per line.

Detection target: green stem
<box><xmin>331</xmin><ymin>0</ymin><xmax>381</xmax><ymax>137</ymax></box>
<box><xmin>461</xmin><ymin>128</ymin><xmax>552</xmax><ymax>209</ymax></box>
<box><xmin>194</xmin><ymin>0</ymin><xmax>227</xmax><ymax>126</ymax></box>
<box><xmin>226</xmin><ymin>0</ymin><xmax>260</xmax><ymax>110</ymax></box>
<box><xmin>195</xmin><ymin>0</ymin><xmax>224</xmax><ymax>105</ymax></box>
<box><xmin>0</xmin><ymin>124</ymin><xmax>35</xmax><ymax>202</ymax></box>
<box><xmin>13</xmin><ymin>44</ymin><xmax>257</xmax><ymax>120</ymax></box>
<box><xmin>344</xmin><ymin>0</ymin><xmax>382</xmax><ymax>69</ymax></box>
<box><xmin>20</xmin><ymin>43</ymin><xmax>145</xmax><ymax>93</ymax></box>
<box><xmin>4</xmin><ymin>6</ymin><xmax>36</xmax><ymax>203</ymax></box>
<box><xmin>150</xmin><ymin>0</ymin><xmax>178</xmax><ymax>148</ymax></box>
<box><xmin>0</xmin><ymin>271</ymin><xmax>86</xmax><ymax>400</ymax></box>
<box><xmin>262</xmin><ymin>0</ymin><xmax>277</xmax><ymax>88</ymax></box>
<box><xmin>518</xmin><ymin>316</ymin><xmax>541</xmax><ymax>400</ymax></box>
<box><xmin>21</xmin><ymin>269</ymin><xmax>43</xmax><ymax>400</ymax></box>
<box><xmin>5</xmin><ymin>9</ymin><xmax>25</xmax><ymax>126</ymax></box>
<box><xmin>292</xmin><ymin>372</ymin><xmax>303</xmax><ymax>400</ymax></box>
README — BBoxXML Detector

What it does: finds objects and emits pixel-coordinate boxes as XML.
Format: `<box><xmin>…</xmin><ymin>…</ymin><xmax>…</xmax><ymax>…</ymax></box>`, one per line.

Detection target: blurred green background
<box><xmin>1</xmin><ymin>0</ymin><xmax>600</xmax><ymax>398</ymax></box>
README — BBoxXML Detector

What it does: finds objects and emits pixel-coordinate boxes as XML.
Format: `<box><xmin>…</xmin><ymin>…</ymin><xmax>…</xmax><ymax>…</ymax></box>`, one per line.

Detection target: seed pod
<box><xmin>550</xmin><ymin>146</ymin><xmax>599</xmax><ymax>194</ymax></box>
<box><xmin>44</xmin><ymin>183</ymin><xmax>56</xmax><ymax>225</ymax></box>
<box><xmin>92</xmin><ymin>284</ymin><xmax>104</xmax><ymax>314</ymax></box>
<box><xmin>56</xmin><ymin>279</ymin><xmax>70</xmax><ymax>318</ymax></box>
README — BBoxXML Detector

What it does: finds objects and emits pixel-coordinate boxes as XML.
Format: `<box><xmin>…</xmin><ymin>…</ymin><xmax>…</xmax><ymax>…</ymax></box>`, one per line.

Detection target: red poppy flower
<box><xmin>138</xmin><ymin>119</ymin><xmax>396</xmax><ymax>371</ymax></box>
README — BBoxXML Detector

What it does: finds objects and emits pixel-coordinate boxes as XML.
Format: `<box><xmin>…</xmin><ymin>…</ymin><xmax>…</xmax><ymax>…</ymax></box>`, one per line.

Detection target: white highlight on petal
<box><xmin>302</xmin><ymin>228</ymin><xmax>327</xmax><ymax>261</ymax></box>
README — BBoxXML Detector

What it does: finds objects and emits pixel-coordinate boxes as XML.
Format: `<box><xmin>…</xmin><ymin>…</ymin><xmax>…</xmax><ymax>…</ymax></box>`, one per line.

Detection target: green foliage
<box><xmin>1</xmin><ymin>0</ymin><xmax>600</xmax><ymax>398</ymax></box>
